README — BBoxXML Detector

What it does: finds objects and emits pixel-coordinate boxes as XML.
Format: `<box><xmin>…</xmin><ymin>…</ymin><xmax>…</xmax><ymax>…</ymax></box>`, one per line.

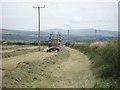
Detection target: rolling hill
<box><xmin>0</xmin><ymin>28</ymin><xmax>118</xmax><ymax>42</ymax></box>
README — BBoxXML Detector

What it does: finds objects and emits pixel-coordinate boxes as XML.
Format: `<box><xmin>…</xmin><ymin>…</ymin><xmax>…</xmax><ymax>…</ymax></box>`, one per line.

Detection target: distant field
<box><xmin>2</xmin><ymin>45</ymin><xmax>47</xmax><ymax>58</ymax></box>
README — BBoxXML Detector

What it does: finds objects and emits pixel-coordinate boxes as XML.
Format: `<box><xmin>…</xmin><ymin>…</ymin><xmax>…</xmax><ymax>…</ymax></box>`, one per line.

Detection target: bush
<box><xmin>70</xmin><ymin>40</ymin><xmax>119</xmax><ymax>87</ymax></box>
<box><xmin>98</xmin><ymin>65</ymin><xmax>113</xmax><ymax>78</ymax></box>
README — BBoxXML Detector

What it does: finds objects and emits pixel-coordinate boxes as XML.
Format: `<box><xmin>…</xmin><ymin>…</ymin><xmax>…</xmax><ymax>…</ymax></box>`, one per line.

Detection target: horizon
<box><xmin>1</xmin><ymin>28</ymin><xmax>119</xmax><ymax>32</ymax></box>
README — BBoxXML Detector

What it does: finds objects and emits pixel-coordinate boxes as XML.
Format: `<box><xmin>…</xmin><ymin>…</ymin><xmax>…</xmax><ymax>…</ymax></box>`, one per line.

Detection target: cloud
<box><xmin>69</xmin><ymin>16</ymin><xmax>83</xmax><ymax>24</ymax></box>
<box><xmin>1</xmin><ymin>1</ymin><xmax>118</xmax><ymax>31</ymax></box>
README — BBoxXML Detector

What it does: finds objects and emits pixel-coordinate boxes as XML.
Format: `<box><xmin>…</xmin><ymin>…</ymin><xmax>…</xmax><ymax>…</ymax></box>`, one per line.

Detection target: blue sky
<box><xmin>0</xmin><ymin>0</ymin><xmax>118</xmax><ymax>31</ymax></box>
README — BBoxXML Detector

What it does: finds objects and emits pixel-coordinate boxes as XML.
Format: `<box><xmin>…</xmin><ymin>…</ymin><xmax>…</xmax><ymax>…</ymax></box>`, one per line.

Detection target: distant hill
<box><xmin>69</xmin><ymin>29</ymin><xmax>118</xmax><ymax>37</ymax></box>
<box><xmin>43</xmin><ymin>28</ymin><xmax>118</xmax><ymax>37</ymax></box>
<box><xmin>0</xmin><ymin>29</ymin><xmax>49</xmax><ymax>41</ymax></box>
<box><xmin>0</xmin><ymin>28</ymin><xmax>118</xmax><ymax>42</ymax></box>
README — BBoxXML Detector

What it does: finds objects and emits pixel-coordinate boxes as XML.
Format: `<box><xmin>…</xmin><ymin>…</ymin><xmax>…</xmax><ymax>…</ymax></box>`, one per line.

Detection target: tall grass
<box><xmin>70</xmin><ymin>40</ymin><xmax>119</xmax><ymax>88</ymax></box>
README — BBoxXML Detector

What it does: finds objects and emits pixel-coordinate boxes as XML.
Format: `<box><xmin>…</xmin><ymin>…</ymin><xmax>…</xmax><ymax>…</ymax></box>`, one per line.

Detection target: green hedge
<box><xmin>70</xmin><ymin>40</ymin><xmax>119</xmax><ymax>88</ymax></box>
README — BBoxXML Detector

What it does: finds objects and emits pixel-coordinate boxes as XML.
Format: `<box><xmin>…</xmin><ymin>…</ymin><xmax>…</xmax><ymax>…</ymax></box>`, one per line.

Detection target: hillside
<box><xmin>0</xmin><ymin>28</ymin><xmax>118</xmax><ymax>42</ymax></box>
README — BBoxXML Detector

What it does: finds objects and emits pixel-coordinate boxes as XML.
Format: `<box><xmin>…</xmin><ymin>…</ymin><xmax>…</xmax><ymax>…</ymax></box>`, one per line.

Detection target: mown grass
<box><xmin>70</xmin><ymin>40</ymin><xmax>119</xmax><ymax>88</ymax></box>
<box><xmin>2</xmin><ymin>45</ymin><xmax>29</xmax><ymax>50</ymax></box>
<box><xmin>2</xmin><ymin>47</ymin><xmax>70</xmax><ymax>88</ymax></box>
<box><xmin>2</xmin><ymin>45</ymin><xmax>47</xmax><ymax>58</ymax></box>
<box><xmin>2</xmin><ymin>48</ymin><xmax>37</xmax><ymax>58</ymax></box>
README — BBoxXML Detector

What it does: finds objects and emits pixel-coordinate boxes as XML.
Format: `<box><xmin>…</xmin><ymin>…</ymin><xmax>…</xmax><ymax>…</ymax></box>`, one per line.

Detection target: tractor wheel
<box><xmin>49</xmin><ymin>49</ymin><xmax>51</xmax><ymax>52</ymax></box>
<box><xmin>57</xmin><ymin>49</ymin><xmax>59</xmax><ymax>53</ymax></box>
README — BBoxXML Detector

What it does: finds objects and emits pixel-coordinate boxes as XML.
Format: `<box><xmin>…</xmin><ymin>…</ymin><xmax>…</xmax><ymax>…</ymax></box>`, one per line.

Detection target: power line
<box><xmin>33</xmin><ymin>5</ymin><xmax>45</xmax><ymax>51</ymax></box>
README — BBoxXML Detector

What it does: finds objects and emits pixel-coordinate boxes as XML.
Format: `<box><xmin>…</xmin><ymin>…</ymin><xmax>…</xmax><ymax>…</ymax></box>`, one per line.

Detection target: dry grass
<box><xmin>89</xmin><ymin>41</ymin><xmax>108</xmax><ymax>49</ymax></box>
<box><xmin>2</xmin><ymin>52</ymin><xmax>57</xmax><ymax>70</ymax></box>
<box><xmin>2</xmin><ymin>46</ymin><xmax>38</xmax><ymax>53</ymax></box>
<box><xmin>2</xmin><ymin>45</ymin><xmax>47</xmax><ymax>58</ymax></box>
<box><xmin>2</xmin><ymin>46</ymin><xmax>95</xmax><ymax>88</ymax></box>
<box><xmin>2</xmin><ymin>47</ymin><xmax>67</xmax><ymax>88</ymax></box>
<box><xmin>48</xmin><ymin>47</ymin><xmax>95</xmax><ymax>88</ymax></box>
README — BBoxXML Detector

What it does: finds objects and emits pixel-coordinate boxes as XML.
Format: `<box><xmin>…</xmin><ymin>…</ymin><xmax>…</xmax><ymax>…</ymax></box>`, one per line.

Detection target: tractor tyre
<box><xmin>57</xmin><ymin>49</ymin><xmax>59</xmax><ymax>53</ymax></box>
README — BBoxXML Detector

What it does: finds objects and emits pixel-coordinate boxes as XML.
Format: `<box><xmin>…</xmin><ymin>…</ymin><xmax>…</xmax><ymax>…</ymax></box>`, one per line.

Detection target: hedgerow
<box><xmin>70</xmin><ymin>40</ymin><xmax>119</xmax><ymax>88</ymax></box>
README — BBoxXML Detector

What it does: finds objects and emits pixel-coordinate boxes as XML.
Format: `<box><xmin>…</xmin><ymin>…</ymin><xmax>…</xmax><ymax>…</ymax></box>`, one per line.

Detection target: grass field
<box><xmin>2</xmin><ymin>45</ymin><xmax>47</xmax><ymax>58</ymax></box>
<box><xmin>2</xmin><ymin>40</ymin><xmax>118</xmax><ymax>88</ymax></box>
<box><xmin>2</xmin><ymin>44</ymin><xmax>95</xmax><ymax>88</ymax></box>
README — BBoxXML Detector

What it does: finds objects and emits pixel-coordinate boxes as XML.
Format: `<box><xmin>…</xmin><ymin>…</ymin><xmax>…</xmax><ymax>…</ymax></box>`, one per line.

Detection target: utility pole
<box><xmin>95</xmin><ymin>29</ymin><xmax>97</xmax><ymax>41</ymax></box>
<box><xmin>67</xmin><ymin>30</ymin><xmax>69</xmax><ymax>43</ymax></box>
<box><xmin>33</xmin><ymin>5</ymin><xmax>45</xmax><ymax>51</ymax></box>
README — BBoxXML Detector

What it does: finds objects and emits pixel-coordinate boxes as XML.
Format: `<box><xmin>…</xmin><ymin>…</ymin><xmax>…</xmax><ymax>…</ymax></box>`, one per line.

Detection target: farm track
<box><xmin>2</xmin><ymin>46</ymin><xmax>95</xmax><ymax>88</ymax></box>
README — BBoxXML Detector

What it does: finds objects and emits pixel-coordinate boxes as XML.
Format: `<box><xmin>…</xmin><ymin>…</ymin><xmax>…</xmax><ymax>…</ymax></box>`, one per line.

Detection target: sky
<box><xmin>0</xmin><ymin>0</ymin><xmax>119</xmax><ymax>31</ymax></box>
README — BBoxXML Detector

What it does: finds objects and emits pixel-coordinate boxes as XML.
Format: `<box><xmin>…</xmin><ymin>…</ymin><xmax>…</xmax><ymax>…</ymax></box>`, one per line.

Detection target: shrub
<box><xmin>70</xmin><ymin>40</ymin><xmax>119</xmax><ymax>87</ymax></box>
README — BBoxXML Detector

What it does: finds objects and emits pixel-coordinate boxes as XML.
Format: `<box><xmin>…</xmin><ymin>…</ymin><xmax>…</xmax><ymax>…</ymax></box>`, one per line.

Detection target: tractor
<box><xmin>47</xmin><ymin>33</ymin><xmax>61</xmax><ymax>53</ymax></box>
